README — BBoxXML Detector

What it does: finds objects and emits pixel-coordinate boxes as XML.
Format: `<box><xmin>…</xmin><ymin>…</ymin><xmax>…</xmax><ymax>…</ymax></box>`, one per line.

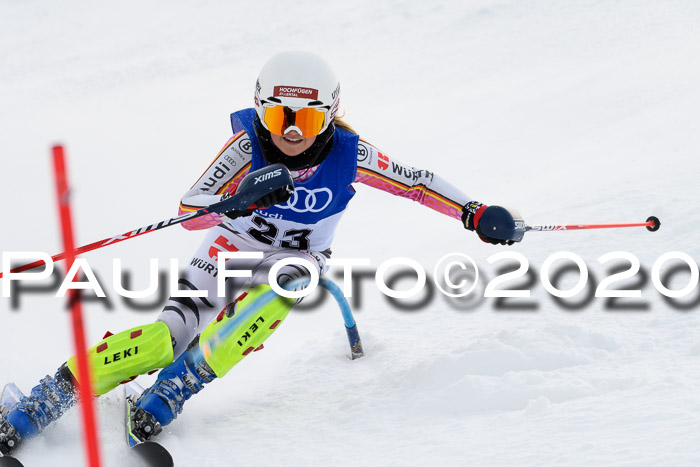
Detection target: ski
<box><xmin>0</xmin><ymin>453</ymin><xmax>24</xmax><ymax>467</ymax></box>
<box><xmin>125</xmin><ymin>382</ymin><xmax>174</xmax><ymax>467</ymax></box>
<box><xmin>0</xmin><ymin>385</ymin><xmax>25</xmax><ymax>466</ymax></box>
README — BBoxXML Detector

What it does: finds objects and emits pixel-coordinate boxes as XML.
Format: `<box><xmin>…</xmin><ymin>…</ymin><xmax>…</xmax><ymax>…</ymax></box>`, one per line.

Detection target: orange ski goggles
<box><xmin>262</xmin><ymin>105</ymin><xmax>328</xmax><ymax>138</ymax></box>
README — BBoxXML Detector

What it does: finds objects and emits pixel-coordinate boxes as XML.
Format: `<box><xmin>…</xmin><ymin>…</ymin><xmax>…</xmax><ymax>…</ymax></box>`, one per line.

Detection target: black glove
<box><xmin>255</xmin><ymin>185</ymin><xmax>294</xmax><ymax>208</ymax></box>
<box><xmin>462</xmin><ymin>202</ymin><xmax>523</xmax><ymax>246</ymax></box>
<box><xmin>223</xmin><ymin>185</ymin><xmax>294</xmax><ymax>220</ymax></box>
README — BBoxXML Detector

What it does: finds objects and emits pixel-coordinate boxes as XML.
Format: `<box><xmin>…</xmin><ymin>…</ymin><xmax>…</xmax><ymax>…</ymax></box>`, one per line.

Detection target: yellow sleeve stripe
<box><xmin>356</xmin><ymin>167</ymin><xmax>462</xmax><ymax>211</ymax></box>
<box><xmin>216</xmin><ymin>161</ymin><xmax>252</xmax><ymax>195</ymax></box>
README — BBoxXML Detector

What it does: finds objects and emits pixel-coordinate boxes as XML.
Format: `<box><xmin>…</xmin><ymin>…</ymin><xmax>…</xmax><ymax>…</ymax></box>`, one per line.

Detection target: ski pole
<box><xmin>0</xmin><ymin>164</ymin><xmax>293</xmax><ymax>279</ymax></box>
<box><xmin>525</xmin><ymin>216</ymin><xmax>661</xmax><ymax>233</ymax></box>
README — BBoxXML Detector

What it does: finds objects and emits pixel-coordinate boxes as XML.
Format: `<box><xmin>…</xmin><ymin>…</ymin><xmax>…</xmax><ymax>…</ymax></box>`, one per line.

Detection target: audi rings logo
<box><xmin>278</xmin><ymin>187</ymin><xmax>333</xmax><ymax>213</ymax></box>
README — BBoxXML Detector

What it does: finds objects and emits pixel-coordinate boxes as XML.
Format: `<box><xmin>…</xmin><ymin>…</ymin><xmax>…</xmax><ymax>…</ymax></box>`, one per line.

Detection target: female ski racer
<box><xmin>0</xmin><ymin>51</ymin><xmax>523</xmax><ymax>453</ymax></box>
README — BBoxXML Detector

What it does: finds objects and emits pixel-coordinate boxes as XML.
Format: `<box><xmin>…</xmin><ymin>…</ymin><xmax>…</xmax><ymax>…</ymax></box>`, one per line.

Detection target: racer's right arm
<box><xmin>179</xmin><ymin>131</ymin><xmax>253</xmax><ymax>230</ymax></box>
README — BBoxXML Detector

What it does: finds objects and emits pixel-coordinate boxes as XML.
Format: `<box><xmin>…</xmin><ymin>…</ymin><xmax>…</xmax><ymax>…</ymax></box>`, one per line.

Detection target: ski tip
<box><xmin>132</xmin><ymin>441</ymin><xmax>174</xmax><ymax>467</ymax></box>
<box><xmin>646</xmin><ymin>216</ymin><xmax>661</xmax><ymax>232</ymax></box>
<box><xmin>0</xmin><ymin>455</ymin><xmax>25</xmax><ymax>466</ymax></box>
<box><xmin>1</xmin><ymin>384</ymin><xmax>25</xmax><ymax>410</ymax></box>
<box><xmin>125</xmin><ymin>381</ymin><xmax>145</xmax><ymax>398</ymax></box>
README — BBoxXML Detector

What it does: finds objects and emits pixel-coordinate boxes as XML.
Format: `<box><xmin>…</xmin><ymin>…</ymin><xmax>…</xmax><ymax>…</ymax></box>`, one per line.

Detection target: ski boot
<box><xmin>133</xmin><ymin>284</ymin><xmax>294</xmax><ymax>438</ymax></box>
<box><xmin>132</xmin><ymin>336</ymin><xmax>216</xmax><ymax>440</ymax></box>
<box><xmin>0</xmin><ymin>364</ymin><xmax>76</xmax><ymax>454</ymax></box>
<box><xmin>0</xmin><ymin>321</ymin><xmax>174</xmax><ymax>453</ymax></box>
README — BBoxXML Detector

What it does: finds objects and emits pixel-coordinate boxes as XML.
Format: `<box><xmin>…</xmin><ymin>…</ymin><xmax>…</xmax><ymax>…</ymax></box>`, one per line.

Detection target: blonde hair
<box><xmin>334</xmin><ymin>115</ymin><xmax>357</xmax><ymax>134</ymax></box>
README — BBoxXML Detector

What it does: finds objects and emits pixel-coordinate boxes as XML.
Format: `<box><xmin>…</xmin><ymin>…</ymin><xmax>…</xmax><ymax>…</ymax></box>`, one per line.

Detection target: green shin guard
<box><xmin>199</xmin><ymin>285</ymin><xmax>294</xmax><ymax>378</ymax></box>
<box><xmin>67</xmin><ymin>321</ymin><xmax>174</xmax><ymax>395</ymax></box>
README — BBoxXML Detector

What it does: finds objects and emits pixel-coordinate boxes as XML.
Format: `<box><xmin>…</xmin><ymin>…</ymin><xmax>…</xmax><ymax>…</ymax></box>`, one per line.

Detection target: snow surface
<box><xmin>2</xmin><ymin>1</ymin><xmax>700</xmax><ymax>466</ymax></box>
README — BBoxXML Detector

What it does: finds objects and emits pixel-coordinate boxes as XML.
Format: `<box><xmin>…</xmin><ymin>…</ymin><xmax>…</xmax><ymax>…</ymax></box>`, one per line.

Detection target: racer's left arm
<box><xmin>354</xmin><ymin>139</ymin><xmax>523</xmax><ymax>245</ymax></box>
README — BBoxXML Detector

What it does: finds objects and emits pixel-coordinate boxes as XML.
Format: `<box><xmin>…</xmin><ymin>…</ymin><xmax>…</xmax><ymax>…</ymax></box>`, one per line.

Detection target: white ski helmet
<box><xmin>254</xmin><ymin>51</ymin><xmax>340</xmax><ymax>138</ymax></box>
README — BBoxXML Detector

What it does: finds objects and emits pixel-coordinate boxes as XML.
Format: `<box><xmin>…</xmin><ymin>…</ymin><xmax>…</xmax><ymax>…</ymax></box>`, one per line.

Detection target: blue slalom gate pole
<box><xmin>318</xmin><ymin>277</ymin><xmax>364</xmax><ymax>360</ymax></box>
<box><xmin>284</xmin><ymin>277</ymin><xmax>364</xmax><ymax>360</ymax></box>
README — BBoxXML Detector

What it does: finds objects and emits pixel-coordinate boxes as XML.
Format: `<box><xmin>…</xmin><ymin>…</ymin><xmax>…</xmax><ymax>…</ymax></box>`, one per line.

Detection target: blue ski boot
<box><xmin>132</xmin><ymin>284</ymin><xmax>294</xmax><ymax>440</ymax></box>
<box><xmin>132</xmin><ymin>337</ymin><xmax>216</xmax><ymax>440</ymax></box>
<box><xmin>0</xmin><ymin>364</ymin><xmax>76</xmax><ymax>454</ymax></box>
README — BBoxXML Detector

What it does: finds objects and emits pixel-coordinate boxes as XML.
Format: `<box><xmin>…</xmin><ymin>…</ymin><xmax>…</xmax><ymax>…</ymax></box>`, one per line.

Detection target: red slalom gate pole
<box><xmin>52</xmin><ymin>145</ymin><xmax>103</xmax><ymax>467</ymax></box>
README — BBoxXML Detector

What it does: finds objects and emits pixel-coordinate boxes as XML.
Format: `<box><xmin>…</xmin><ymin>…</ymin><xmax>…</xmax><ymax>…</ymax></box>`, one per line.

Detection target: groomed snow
<box><xmin>2</xmin><ymin>1</ymin><xmax>700</xmax><ymax>465</ymax></box>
